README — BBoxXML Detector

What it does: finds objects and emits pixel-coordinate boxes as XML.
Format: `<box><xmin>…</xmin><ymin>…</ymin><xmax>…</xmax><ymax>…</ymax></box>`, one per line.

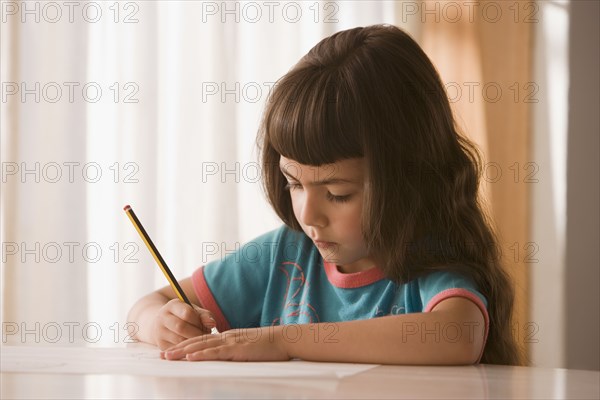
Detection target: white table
<box><xmin>1</xmin><ymin>346</ymin><xmax>598</xmax><ymax>399</ymax></box>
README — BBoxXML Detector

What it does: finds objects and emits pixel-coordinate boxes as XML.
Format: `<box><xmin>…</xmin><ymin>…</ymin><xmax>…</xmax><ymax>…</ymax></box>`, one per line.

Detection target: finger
<box><xmin>163</xmin><ymin>313</ymin><xmax>207</xmax><ymax>339</ymax></box>
<box><xmin>157</xmin><ymin>339</ymin><xmax>181</xmax><ymax>353</ymax></box>
<box><xmin>170</xmin><ymin>332</ymin><xmax>222</xmax><ymax>351</ymax></box>
<box><xmin>162</xmin><ymin>342</ymin><xmax>206</xmax><ymax>360</ymax></box>
<box><xmin>167</xmin><ymin>300</ymin><xmax>215</xmax><ymax>332</ymax></box>
<box><xmin>192</xmin><ymin>305</ymin><xmax>217</xmax><ymax>329</ymax></box>
<box><xmin>187</xmin><ymin>346</ymin><xmax>228</xmax><ymax>361</ymax></box>
<box><xmin>160</xmin><ymin>347</ymin><xmax>187</xmax><ymax>360</ymax></box>
<box><xmin>166</xmin><ymin>300</ymin><xmax>203</xmax><ymax>326</ymax></box>
<box><xmin>156</xmin><ymin>327</ymin><xmax>187</xmax><ymax>351</ymax></box>
<box><xmin>163</xmin><ymin>335</ymin><xmax>222</xmax><ymax>360</ymax></box>
<box><xmin>159</xmin><ymin>335</ymin><xmax>200</xmax><ymax>359</ymax></box>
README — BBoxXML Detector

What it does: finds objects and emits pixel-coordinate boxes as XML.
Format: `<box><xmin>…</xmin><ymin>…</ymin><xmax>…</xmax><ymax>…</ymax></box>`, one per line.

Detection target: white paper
<box><xmin>0</xmin><ymin>346</ymin><xmax>377</xmax><ymax>378</ymax></box>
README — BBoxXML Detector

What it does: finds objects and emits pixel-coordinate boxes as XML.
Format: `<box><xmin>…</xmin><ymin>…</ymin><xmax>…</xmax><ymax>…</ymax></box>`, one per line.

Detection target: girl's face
<box><xmin>279</xmin><ymin>156</ymin><xmax>376</xmax><ymax>273</ymax></box>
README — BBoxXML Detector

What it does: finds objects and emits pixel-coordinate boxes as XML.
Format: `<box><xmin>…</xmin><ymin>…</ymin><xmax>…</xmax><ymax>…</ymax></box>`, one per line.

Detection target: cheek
<box><xmin>289</xmin><ymin>192</ymin><xmax>303</xmax><ymax>222</ymax></box>
<box><xmin>337</xmin><ymin>201</ymin><xmax>363</xmax><ymax>233</ymax></box>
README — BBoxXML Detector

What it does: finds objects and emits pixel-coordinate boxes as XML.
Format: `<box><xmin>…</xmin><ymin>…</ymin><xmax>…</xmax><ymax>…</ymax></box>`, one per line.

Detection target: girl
<box><xmin>128</xmin><ymin>24</ymin><xmax>521</xmax><ymax>365</ymax></box>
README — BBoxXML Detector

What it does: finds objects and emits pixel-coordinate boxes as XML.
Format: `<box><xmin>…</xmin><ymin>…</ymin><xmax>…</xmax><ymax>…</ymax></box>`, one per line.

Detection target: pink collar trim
<box><xmin>324</xmin><ymin>261</ymin><xmax>387</xmax><ymax>288</ymax></box>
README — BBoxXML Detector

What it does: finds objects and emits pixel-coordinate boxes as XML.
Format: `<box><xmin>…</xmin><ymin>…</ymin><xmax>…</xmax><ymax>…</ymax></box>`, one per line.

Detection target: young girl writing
<box><xmin>128</xmin><ymin>24</ymin><xmax>521</xmax><ymax>365</ymax></box>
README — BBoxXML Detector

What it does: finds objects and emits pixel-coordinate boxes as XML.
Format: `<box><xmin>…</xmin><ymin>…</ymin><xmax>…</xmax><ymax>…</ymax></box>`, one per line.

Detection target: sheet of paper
<box><xmin>0</xmin><ymin>346</ymin><xmax>377</xmax><ymax>378</ymax></box>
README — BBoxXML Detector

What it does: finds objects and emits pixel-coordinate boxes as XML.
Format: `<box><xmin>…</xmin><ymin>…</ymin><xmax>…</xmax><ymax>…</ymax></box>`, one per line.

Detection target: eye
<box><xmin>284</xmin><ymin>182</ymin><xmax>302</xmax><ymax>191</ymax></box>
<box><xmin>326</xmin><ymin>191</ymin><xmax>351</xmax><ymax>203</ymax></box>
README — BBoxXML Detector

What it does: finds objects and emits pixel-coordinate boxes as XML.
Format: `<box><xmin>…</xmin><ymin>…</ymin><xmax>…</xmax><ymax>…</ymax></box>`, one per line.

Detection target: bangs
<box><xmin>264</xmin><ymin>66</ymin><xmax>363</xmax><ymax>165</ymax></box>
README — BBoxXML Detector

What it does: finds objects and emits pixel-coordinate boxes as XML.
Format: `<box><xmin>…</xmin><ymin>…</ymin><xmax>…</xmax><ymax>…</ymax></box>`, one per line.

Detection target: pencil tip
<box><xmin>124</xmin><ymin>205</ymin><xmax>131</xmax><ymax>211</ymax></box>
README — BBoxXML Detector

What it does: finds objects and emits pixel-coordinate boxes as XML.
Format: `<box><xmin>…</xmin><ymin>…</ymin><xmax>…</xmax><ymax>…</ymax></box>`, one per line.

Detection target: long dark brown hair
<box><xmin>258</xmin><ymin>24</ymin><xmax>521</xmax><ymax>365</ymax></box>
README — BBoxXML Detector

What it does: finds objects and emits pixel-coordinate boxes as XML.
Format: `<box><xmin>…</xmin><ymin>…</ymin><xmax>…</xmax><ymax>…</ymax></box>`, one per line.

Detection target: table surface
<box><xmin>1</xmin><ymin>351</ymin><xmax>599</xmax><ymax>399</ymax></box>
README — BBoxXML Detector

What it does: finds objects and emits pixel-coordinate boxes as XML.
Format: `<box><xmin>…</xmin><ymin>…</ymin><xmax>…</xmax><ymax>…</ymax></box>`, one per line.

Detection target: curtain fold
<box><xmin>421</xmin><ymin>0</ymin><xmax>532</xmax><ymax>360</ymax></box>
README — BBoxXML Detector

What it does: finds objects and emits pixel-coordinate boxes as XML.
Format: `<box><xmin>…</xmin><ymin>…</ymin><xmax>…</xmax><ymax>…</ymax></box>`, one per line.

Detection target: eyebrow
<box><xmin>279</xmin><ymin>165</ymin><xmax>359</xmax><ymax>186</ymax></box>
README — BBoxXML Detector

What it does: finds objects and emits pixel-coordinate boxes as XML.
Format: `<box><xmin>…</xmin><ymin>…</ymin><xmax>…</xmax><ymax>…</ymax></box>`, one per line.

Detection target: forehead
<box><xmin>279</xmin><ymin>156</ymin><xmax>364</xmax><ymax>182</ymax></box>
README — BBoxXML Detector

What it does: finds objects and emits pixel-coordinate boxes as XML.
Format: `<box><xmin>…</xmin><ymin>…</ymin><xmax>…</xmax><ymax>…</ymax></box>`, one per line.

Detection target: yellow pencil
<box><xmin>123</xmin><ymin>205</ymin><xmax>191</xmax><ymax>305</ymax></box>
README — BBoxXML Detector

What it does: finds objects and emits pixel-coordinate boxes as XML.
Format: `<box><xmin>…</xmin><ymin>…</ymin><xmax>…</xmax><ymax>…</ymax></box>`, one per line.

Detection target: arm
<box><xmin>285</xmin><ymin>297</ymin><xmax>485</xmax><ymax>365</ymax></box>
<box><xmin>127</xmin><ymin>277</ymin><xmax>216</xmax><ymax>349</ymax></box>
<box><xmin>161</xmin><ymin>297</ymin><xmax>486</xmax><ymax>365</ymax></box>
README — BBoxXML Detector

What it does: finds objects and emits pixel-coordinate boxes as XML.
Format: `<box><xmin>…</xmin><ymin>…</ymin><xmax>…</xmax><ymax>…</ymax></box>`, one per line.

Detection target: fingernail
<box><xmin>164</xmin><ymin>350</ymin><xmax>176</xmax><ymax>358</ymax></box>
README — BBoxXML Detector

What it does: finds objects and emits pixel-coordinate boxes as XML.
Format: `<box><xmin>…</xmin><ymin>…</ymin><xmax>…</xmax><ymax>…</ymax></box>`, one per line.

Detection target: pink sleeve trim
<box><xmin>191</xmin><ymin>267</ymin><xmax>231</xmax><ymax>332</ymax></box>
<box><xmin>424</xmin><ymin>288</ymin><xmax>490</xmax><ymax>364</ymax></box>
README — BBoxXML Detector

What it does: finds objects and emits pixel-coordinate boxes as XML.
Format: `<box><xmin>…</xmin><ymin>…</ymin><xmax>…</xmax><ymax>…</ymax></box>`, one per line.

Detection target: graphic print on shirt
<box><xmin>373</xmin><ymin>304</ymin><xmax>406</xmax><ymax>317</ymax></box>
<box><xmin>272</xmin><ymin>261</ymin><xmax>320</xmax><ymax>325</ymax></box>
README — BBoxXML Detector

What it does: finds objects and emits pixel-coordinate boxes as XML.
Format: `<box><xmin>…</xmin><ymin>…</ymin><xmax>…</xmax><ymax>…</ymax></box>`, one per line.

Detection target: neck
<box><xmin>337</xmin><ymin>258</ymin><xmax>376</xmax><ymax>274</ymax></box>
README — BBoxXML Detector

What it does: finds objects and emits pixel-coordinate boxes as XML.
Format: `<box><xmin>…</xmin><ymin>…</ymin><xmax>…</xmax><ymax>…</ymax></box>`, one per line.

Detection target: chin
<box><xmin>320</xmin><ymin>252</ymin><xmax>357</xmax><ymax>266</ymax></box>
<box><xmin>319</xmin><ymin>251</ymin><xmax>344</xmax><ymax>265</ymax></box>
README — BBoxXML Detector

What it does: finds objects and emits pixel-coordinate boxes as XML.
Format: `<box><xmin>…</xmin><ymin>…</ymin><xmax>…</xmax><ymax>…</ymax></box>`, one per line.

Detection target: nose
<box><xmin>298</xmin><ymin>190</ymin><xmax>327</xmax><ymax>228</ymax></box>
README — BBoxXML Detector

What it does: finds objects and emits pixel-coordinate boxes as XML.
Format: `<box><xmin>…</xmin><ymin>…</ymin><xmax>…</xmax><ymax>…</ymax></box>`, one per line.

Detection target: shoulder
<box><xmin>415</xmin><ymin>270</ymin><xmax>479</xmax><ymax>291</ymax></box>
<box><xmin>412</xmin><ymin>270</ymin><xmax>488</xmax><ymax>312</ymax></box>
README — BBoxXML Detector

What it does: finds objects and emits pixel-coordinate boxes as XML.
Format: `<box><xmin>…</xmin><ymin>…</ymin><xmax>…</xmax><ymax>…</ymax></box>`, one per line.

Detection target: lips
<box><xmin>314</xmin><ymin>240</ymin><xmax>336</xmax><ymax>250</ymax></box>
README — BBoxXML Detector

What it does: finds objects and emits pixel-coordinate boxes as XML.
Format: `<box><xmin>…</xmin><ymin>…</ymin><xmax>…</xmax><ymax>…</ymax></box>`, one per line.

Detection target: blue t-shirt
<box><xmin>192</xmin><ymin>225</ymin><xmax>489</xmax><ymax>333</ymax></box>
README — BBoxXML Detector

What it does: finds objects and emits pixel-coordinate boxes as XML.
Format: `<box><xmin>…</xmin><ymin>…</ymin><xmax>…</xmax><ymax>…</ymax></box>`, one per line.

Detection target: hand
<box><xmin>160</xmin><ymin>326</ymin><xmax>291</xmax><ymax>362</ymax></box>
<box><xmin>152</xmin><ymin>299</ymin><xmax>216</xmax><ymax>350</ymax></box>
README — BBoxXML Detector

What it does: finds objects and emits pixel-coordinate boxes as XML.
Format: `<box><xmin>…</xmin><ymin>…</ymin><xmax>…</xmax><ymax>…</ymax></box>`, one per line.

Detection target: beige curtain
<box><xmin>420</xmin><ymin>0</ymin><xmax>532</xmax><ymax>360</ymax></box>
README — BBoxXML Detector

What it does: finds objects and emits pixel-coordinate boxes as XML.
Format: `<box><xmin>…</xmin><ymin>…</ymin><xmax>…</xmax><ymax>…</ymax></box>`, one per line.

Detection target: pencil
<box><xmin>123</xmin><ymin>205</ymin><xmax>192</xmax><ymax>306</ymax></box>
